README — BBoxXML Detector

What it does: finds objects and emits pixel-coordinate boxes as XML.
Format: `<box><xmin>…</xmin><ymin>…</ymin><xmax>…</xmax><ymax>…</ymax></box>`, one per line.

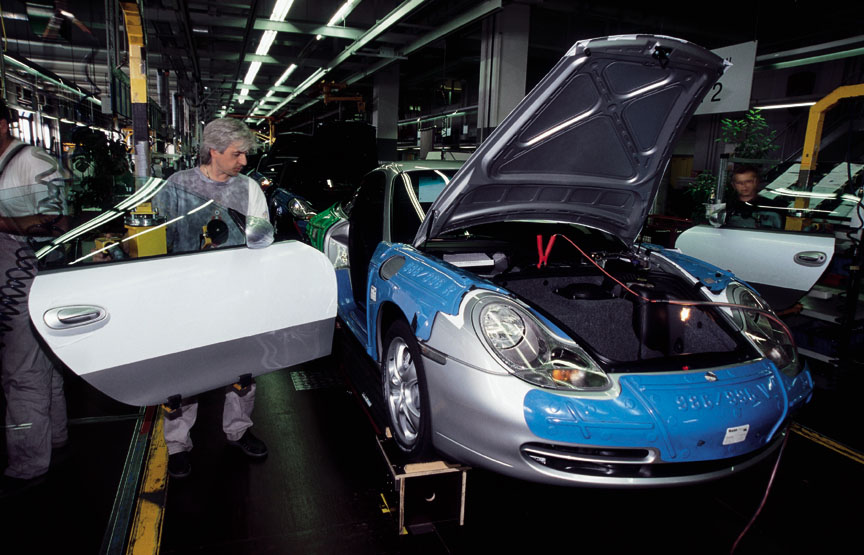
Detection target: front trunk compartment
<box><xmin>500</xmin><ymin>271</ymin><xmax>742</xmax><ymax>366</ymax></box>
<box><xmin>425</xmin><ymin>223</ymin><xmax>758</xmax><ymax>372</ymax></box>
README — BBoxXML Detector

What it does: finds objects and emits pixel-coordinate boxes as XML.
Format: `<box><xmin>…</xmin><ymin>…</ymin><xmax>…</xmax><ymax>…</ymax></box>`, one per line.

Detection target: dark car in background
<box><xmin>260</xmin><ymin>121</ymin><xmax>378</xmax><ymax>240</ymax></box>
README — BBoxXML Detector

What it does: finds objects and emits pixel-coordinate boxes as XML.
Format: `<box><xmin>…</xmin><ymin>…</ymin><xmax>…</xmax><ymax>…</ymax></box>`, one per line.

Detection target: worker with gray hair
<box><xmin>151</xmin><ymin>117</ymin><xmax>273</xmax><ymax>479</ymax></box>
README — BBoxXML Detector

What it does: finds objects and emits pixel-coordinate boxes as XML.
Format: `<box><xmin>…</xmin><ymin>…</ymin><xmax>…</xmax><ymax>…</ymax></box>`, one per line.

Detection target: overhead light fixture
<box><xmin>271</xmin><ymin>0</ymin><xmax>295</xmax><ymax>22</ymax></box>
<box><xmin>192</xmin><ymin>27</ymin><xmax>209</xmax><ymax>34</ymax></box>
<box><xmin>244</xmin><ymin>61</ymin><xmax>262</xmax><ymax>84</ymax></box>
<box><xmin>317</xmin><ymin>0</ymin><xmax>361</xmax><ymax>40</ymax></box>
<box><xmin>753</xmin><ymin>101</ymin><xmax>817</xmax><ymax>110</ymax></box>
<box><xmin>267</xmin><ymin>0</ymin><xmax>426</xmax><ymax>118</ymax></box>
<box><xmin>273</xmin><ymin>64</ymin><xmax>297</xmax><ymax>87</ymax></box>
<box><xmin>236</xmin><ymin>0</ymin><xmax>295</xmax><ymax>104</ymax></box>
<box><xmin>256</xmin><ymin>30</ymin><xmax>278</xmax><ymax>56</ymax></box>
<box><xmin>327</xmin><ymin>0</ymin><xmax>361</xmax><ymax>26</ymax></box>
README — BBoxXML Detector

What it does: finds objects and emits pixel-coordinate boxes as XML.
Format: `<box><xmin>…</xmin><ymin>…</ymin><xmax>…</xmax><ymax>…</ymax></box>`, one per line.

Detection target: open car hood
<box><xmin>414</xmin><ymin>35</ymin><xmax>727</xmax><ymax>246</ymax></box>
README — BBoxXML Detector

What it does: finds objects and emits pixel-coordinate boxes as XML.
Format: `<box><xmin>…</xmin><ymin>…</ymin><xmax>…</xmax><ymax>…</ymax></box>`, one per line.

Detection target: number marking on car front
<box><xmin>675</xmin><ymin>387</ymin><xmax>768</xmax><ymax>411</ymax></box>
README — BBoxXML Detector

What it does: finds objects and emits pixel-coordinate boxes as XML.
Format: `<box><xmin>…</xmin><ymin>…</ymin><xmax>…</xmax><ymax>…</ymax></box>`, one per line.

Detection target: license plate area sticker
<box><xmin>723</xmin><ymin>424</ymin><xmax>750</xmax><ymax>445</ymax></box>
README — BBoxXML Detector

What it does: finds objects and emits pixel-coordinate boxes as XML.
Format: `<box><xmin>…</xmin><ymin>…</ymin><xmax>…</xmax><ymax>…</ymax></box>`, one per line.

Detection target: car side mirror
<box><xmin>708</xmin><ymin>207</ymin><xmax>726</xmax><ymax>228</ymax></box>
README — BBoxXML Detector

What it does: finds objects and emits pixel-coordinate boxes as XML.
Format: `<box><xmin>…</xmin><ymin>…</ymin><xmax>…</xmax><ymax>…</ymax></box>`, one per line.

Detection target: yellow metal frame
<box><xmin>227</xmin><ymin>114</ymin><xmax>276</xmax><ymax>145</ymax></box>
<box><xmin>786</xmin><ymin>83</ymin><xmax>864</xmax><ymax>231</ymax></box>
<box><xmin>120</xmin><ymin>2</ymin><xmax>147</xmax><ymax>104</ymax></box>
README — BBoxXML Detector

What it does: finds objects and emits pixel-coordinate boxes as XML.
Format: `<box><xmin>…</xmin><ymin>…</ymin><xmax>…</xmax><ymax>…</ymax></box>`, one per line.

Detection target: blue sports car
<box><xmin>324</xmin><ymin>35</ymin><xmax>813</xmax><ymax>486</ymax></box>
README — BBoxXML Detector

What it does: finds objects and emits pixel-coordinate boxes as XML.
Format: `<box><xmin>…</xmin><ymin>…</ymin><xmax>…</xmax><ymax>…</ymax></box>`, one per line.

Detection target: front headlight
<box><xmin>473</xmin><ymin>298</ymin><xmax>610</xmax><ymax>391</ymax></box>
<box><xmin>727</xmin><ymin>282</ymin><xmax>801</xmax><ymax>376</ymax></box>
<box><xmin>287</xmin><ymin>197</ymin><xmax>317</xmax><ymax>220</ymax></box>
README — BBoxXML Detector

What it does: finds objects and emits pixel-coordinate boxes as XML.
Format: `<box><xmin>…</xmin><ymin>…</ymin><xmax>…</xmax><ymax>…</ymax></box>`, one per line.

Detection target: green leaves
<box><xmin>718</xmin><ymin>109</ymin><xmax>778</xmax><ymax>160</ymax></box>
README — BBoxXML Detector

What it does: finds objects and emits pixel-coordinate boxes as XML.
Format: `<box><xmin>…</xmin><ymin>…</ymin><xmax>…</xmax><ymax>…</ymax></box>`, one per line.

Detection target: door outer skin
<box><xmin>30</xmin><ymin>241</ymin><xmax>337</xmax><ymax>406</ymax></box>
<box><xmin>675</xmin><ymin>226</ymin><xmax>834</xmax><ymax>308</ymax></box>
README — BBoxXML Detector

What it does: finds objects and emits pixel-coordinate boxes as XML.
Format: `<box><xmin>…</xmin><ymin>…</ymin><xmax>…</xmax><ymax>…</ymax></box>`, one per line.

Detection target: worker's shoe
<box><xmin>167</xmin><ymin>451</ymin><xmax>192</xmax><ymax>479</ymax></box>
<box><xmin>227</xmin><ymin>430</ymin><xmax>268</xmax><ymax>458</ymax></box>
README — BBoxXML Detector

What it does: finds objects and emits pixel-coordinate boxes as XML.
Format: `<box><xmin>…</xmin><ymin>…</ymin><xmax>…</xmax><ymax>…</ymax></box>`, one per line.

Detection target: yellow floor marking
<box><xmin>791</xmin><ymin>422</ymin><xmax>864</xmax><ymax>465</ymax></box>
<box><xmin>126</xmin><ymin>413</ymin><xmax>168</xmax><ymax>554</ymax></box>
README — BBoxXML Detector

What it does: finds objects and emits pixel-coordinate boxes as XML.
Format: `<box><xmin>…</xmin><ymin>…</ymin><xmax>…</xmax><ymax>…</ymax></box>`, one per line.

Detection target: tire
<box><xmin>381</xmin><ymin>319</ymin><xmax>433</xmax><ymax>458</ymax></box>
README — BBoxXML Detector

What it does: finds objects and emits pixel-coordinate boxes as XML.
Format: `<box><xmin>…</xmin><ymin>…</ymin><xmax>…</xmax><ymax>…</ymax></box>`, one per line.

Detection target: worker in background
<box><xmin>0</xmin><ymin>102</ymin><xmax>69</xmax><ymax>498</ymax></box>
<box><xmin>725</xmin><ymin>164</ymin><xmax>786</xmax><ymax>229</ymax></box>
<box><xmin>151</xmin><ymin>118</ymin><xmax>273</xmax><ymax>479</ymax></box>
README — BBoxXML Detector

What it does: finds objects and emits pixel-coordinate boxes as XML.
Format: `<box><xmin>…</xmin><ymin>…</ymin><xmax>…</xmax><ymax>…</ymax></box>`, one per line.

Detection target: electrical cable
<box><xmin>729</xmin><ymin>430</ymin><xmax>790</xmax><ymax>554</ymax></box>
<box><xmin>537</xmin><ymin>233</ymin><xmax>797</xmax><ymax>344</ymax></box>
<box><xmin>0</xmin><ymin>241</ymin><xmax>38</xmax><ymax>349</ymax></box>
<box><xmin>536</xmin><ymin>232</ymin><xmax>798</xmax><ymax>553</ymax></box>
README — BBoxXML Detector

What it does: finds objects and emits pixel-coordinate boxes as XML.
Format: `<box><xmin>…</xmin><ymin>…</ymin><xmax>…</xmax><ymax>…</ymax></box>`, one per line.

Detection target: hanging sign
<box><xmin>696</xmin><ymin>41</ymin><xmax>758</xmax><ymax>115</ymax></box>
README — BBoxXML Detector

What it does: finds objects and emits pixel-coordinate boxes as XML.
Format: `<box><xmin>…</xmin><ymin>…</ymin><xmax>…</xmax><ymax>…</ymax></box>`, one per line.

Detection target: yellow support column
<box><xmin>121</xmin><ymin>2</ymin><xmax>150</xmax><ymax>181</ymax></box>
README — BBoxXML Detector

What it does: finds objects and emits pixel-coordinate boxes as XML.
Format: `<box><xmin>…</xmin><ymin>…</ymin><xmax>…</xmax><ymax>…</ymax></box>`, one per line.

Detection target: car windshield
<box><xmin>390</xmin><ymin>168</ymin><xmax>458</xmax><ymax>244</ymax></box>
<box><xmin>405</xmin><ymin>168</ymin><xmax>458</xmax><ymax>214</ymax></box>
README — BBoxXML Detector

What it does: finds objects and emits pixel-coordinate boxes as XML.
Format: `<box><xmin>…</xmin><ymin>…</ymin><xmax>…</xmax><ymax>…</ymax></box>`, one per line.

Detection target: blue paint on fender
<box><xmin>523</xmin><ymin>359</ymin><xmax>801</xmax><ymax>462</ymax></box>
<box><xmin>362</xmin><ymin>242</ymin><xmax>506</xmax><ymax>359</ymax></box>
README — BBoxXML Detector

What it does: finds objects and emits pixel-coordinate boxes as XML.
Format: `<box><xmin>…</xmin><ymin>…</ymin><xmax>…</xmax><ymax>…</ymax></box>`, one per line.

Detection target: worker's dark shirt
<box><xmin>726</xmin><ymin>194</ymin><xmax>788</xmax><ymax>229</ymax></box>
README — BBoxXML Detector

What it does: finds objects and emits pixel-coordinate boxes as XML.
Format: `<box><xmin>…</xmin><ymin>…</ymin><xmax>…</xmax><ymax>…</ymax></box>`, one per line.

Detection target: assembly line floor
<box><xmin>1</xmin><ymin>336</ymin><xmax>862</xmax><ymax>554</ymax></box>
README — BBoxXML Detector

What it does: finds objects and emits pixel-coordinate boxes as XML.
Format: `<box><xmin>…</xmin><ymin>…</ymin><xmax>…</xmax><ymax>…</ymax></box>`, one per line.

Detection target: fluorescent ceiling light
<box><xmin>192</xmin><ymin>27</ymin><xmax>209</xmax><ymax>34</ymax></box>
<box><xmin>267</xmin><ymin>0</ymin><xmax>427</xmax><ymax>118</ymax></box>
<box><xmin>753</xmin><ymin>101</ymin><xmax>817</xmax><ymax>110</ymax></box>
<box><xmin>256</xmin><ymin>30</ymin><xmax>278</xmax><ymax>56</ymax></box>
<box><xmin>274</xmin><ymin>64</ymin><xmax>297</xmax><ymax>86</ymax></box>
<box><xmin>271</xmin><ymin>0</ymin><xmax>295</xmax><ymax>22</ymax></box>
<box><xmin>239</xmin><ymin>0</ymin><xmax>295</xmax><ymax>96</ymax></box>
<box><xmin>763</xmin><ymin>47</ymin><xmax>864</xmax><ymax>70</ymax></box>
<box><xmin>327</xmin><ymin>0</ymin><xmax>361</xmax><ymax>26</ymax></box>
<box><xmin>244</xmin><ymin>61</ymin><xmax>262</xmax><ymax>84</ymax></box>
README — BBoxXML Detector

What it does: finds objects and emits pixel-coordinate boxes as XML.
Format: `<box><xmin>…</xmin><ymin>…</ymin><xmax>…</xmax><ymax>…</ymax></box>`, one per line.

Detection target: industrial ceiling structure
<box><xmin>1</xmin><ymin>0</ymin><xmax>862</xmax><ymax>134</ymax></box>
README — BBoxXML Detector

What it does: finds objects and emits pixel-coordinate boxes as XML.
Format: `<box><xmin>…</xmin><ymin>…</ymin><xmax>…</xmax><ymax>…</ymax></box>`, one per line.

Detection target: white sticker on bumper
<box><xmin>723</xmin><ymin>424</ymin><xmax>750</xmax><ymax>445</ymax></box>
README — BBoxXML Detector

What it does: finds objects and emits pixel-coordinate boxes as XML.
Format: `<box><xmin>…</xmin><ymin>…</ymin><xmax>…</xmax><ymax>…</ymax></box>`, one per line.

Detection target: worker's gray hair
<box><xmin>199</xmin><ymin>118</ymin><xmax>256</xmax><ymax>164</ymax></box>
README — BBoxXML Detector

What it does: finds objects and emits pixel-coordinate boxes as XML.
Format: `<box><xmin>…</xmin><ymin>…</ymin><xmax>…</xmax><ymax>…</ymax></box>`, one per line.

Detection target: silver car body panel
<box><xmin>420</xmin><ymin>289</ymin><xmax>788</xmax><ymax>486</ymax></box>
<box><xmin>415</xmin><ymin>35</ymin><xmax>727</xmax><ymax>246</ymax></box>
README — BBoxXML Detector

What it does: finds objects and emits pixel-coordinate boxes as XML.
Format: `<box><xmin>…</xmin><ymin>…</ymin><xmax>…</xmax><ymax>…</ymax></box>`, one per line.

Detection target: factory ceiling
<box><xmin>1</xmin><ymin>0</ymin><xmax>862</xmax><ymax>129</ymax></box>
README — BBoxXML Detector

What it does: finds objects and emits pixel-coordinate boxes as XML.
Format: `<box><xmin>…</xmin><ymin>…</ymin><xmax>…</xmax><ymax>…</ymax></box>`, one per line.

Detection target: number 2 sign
<box><xmin>695</xmin><ymin>41</ymin><xmax>758</xmax><ymax>116</ymax></box>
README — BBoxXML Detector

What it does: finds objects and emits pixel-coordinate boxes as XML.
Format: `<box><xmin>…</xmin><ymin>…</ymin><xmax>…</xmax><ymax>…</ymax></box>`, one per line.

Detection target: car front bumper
<box><xmin>420</xmin><ymin>330</ymin><xmax>812</xmax><ymax>487</ymax></box>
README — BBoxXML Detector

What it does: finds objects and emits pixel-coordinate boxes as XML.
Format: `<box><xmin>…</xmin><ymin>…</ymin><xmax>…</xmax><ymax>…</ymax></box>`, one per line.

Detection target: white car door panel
<box><xmin>675</xmin><ymin>226</ymin><xmax>834</xmax><ymax>306</ymax></box>
<box><xmin>30</xmin><ymin>241</ymin><xmax>337</xmax><ymax>406</ymax></box>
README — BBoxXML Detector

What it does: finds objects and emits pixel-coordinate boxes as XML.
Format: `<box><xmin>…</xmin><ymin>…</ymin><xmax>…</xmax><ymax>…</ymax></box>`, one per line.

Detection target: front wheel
<box><xmin>381</xmin><ymin>319</ymin><xmax>432</xmax><ymax>458</ymax></box>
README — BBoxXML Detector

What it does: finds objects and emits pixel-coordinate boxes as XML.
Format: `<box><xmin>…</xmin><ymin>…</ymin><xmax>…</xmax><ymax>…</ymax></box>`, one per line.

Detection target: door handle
<box><xmin>44</xmin><ymin>305</ymin><xmax>107</xmax><ymax>329</ymax></box>
<box><xmin>794</xmin><ymin>251</ymin><xmax>827</xmax><ymax>267</ymax></box>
